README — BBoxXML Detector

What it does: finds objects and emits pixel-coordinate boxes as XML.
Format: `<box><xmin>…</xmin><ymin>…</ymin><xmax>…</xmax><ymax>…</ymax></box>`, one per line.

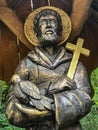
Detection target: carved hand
<box><xmin>48</xmin><ymin>75</ymin><xmax>77</xmax><ymax>94</ymax></box>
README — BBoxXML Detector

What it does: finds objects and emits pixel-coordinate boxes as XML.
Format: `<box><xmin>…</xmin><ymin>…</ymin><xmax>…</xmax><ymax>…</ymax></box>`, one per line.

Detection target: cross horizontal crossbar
<box><xmin>66</xmin><ymin>38</ymin><xmax>90</xmax><ymax>79</ymax></box>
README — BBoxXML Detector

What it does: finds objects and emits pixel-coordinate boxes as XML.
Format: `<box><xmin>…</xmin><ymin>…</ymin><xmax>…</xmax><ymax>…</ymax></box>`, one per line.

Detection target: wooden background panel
<box><xmin>0</xmin><ymin>53</ymin><xmax>3</xmax><ymax>79</ymax></box>
<box><xmin>7</xmin><ymin>0</ymin><xmax>73</xmax><ymax>23</ymax></box>
<box><xmin>18</xmin><ymin>41</ymin><xmax>30</xmax><ymax>60</ymax></box>
<box><xmin>87</xmin><ymin>19</ymin><xmax>98</xmax><ymax>69</ymax></box>
<box><xmin>0</xmin><ymin>22</ymin><xmax>19</xmax><ymax>82</ymax></box>
<box><xmin>79</xmin><ymin>18</ymin><xmax>98</xmax><ymax>75</ymax></box>
<box><xmin>0</xmin><ymin>32</ymin><xmax>3</xmax><ymax>79</ymax></box>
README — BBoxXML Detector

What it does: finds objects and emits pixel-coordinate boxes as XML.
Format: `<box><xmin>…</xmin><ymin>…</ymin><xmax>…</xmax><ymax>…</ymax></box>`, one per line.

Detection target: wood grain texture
<box><xmin>0</xmin><ymin>23</ymin><xmax>19</xmax><ymax>82</ymax></box>
<box><xmin>0</xmin><ymin>7</ymin><xmax>33</xmax><ymax>50</ymax></box>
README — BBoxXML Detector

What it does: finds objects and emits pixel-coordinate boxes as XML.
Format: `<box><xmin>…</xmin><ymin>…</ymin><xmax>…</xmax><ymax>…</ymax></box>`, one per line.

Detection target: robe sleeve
<box><xmin>54</xmin><ymin>62</ymin><xmax>92</xmax><ymax>128</ymax></box>
<box><xmin>5</xmin><ymin>58</ymin><xmax>34</xmax><ymax>127</ymax></box>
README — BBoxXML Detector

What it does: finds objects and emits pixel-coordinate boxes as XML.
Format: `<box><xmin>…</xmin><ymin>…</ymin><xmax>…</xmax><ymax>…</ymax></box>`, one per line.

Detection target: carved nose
<box><xmin>47</xmin><ymin>21</ymin><xmax>51</xmax><ymax>27</ymax></box>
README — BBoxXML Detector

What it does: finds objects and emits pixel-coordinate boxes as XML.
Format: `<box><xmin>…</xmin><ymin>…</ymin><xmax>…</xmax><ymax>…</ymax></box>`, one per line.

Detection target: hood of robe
<box><xmin>28</xmin><ymin>46</ymin><xmax>72</xmax><ymax>69</ymax></box>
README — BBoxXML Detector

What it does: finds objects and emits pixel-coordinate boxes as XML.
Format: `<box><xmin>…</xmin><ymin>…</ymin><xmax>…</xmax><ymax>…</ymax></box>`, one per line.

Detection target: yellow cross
<box><xmin>65</xmin><ymin>38</ymin><xmax>90</xmax><ymax>79</ymax></box>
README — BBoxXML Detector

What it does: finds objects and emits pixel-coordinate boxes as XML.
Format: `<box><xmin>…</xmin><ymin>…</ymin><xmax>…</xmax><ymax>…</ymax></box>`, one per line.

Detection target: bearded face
<box><xmin>36</xmin><ymin>14</ymin><xmax>61</xmax><ymax>47</ymax></box>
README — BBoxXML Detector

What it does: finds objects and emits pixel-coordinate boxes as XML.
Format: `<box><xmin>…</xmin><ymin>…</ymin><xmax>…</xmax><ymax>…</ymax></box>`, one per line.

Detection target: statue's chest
<box><xmin>28</xmin><ymin>61</ymin><xmax>70</xmax><ymax>95</ymax></box>
<box><xmin>29</xmin><ymin>61</ymin><xmax>70</xmax><ymax>83</ymax></box>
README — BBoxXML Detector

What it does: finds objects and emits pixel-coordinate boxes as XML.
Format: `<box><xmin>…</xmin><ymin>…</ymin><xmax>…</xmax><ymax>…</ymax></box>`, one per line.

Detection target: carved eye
<box><xmin>39</xmin><ymin>18</ymin><xmax>57</xmax><ymax>26</ymax></box>
<box><xmin>39</xmin><ymin>19</ymin><xmax>47</xmax><ymax>26</ymax></box>
<box><xmin>50</xmin><ymin>19</ymin><xmax>57</xmax><ymax>23</ymax></box>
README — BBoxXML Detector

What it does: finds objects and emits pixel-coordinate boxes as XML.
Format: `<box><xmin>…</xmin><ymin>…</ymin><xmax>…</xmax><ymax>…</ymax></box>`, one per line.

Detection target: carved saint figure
<box><xmin>6</xmin><ymin>7</ymin><xmax>92</xmax><ymax>130</ymax></box>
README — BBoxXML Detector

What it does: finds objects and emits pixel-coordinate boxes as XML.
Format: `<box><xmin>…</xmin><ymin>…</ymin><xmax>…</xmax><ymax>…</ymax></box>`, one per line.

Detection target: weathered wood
<box><xmin>70</xmin><ymin>0</ymin><xmax>93</xmax><ymax>39</ymax></box>
<box><xmin>91</xmin><ymin>9</ymin><xmax>98</xmax><ymax>23</ymax></box>
<box><xmin>0</xmin><ymin>7</ymin><xmax>33</xmax><ymax>50</ymax></box>
<box><xmin>0</xmin><ymin>0</ymin><xmax>7</xmax><ymax>6</ymax></box>
<box><xmin>66</xmin><ymin>38</ymin><xmax>90</xmax><ymax>79</ymax></box>
<box><xmin>0</xmin><ymin>47</ymin><xmax>3</xmax><ymax>79</ymax></box>
<box><xmin>0</xmin><ymin>21</ymin><xmax>30</xmax><ymax>82</ymax></box>
<box><xmin>18</xmin><ymin>42</ymin><xmax>30</xmax><ymax>60</ymax></box>
<box><xmin>0</xmin><ymin>23</ymin><xmax>19</xmax><ymax>82</ymax></box>
<box><xmin>79</xmin><ymin>18</ymin><xmax>98</xmax><ymax>74</ymax></box>
<box><xmin>6</xmin><ymin>0</ymin><xmax>23</xmax><ymax>9</ymax></box>
<box><xmin>0</xmin><ymin>24</ymin><xmax>4</xmax><ymax>80</ymax></box>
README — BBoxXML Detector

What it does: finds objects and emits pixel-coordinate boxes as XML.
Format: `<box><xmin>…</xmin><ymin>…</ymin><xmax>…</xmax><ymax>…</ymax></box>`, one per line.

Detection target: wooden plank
<box><xmin>0</xmin><ymin>0</ymin><xmax>7</xmax><ymax>6</ymax></box>
<box><xmin>0</xmin><ymin>52</ymin><xmax>3</xmax><ymax>80</ymax></box>
<box><xmin>0</xmin><ymin>7</ymin><xmax>34</xmax><ymax>50</ymax></box>
<box><xmin>18</xmin><ymin>41</ymin><xmax>30</xmax><ymax>60</ymax></box>
<box><xmin>0</xmin><ymin>44</ymin><xmax>3</xmax><ymax>80</ymax></box>
<box><xmin>0</xmin><ymin>23</ymin><xmax>19</xmax><ymax>82</ymax></box>
<box><xmin>70</xmin><ymin>0</ymin><xmax>92</xmax><ymax>38</ymax></box>
<box><xmin>0</xmin><ymin>22</ymin><xmax>3</xmax><ymax>80</ymax></box>
<box><xmin>79</xmin><ymin>18</ymin><xmax>98</xmax><ymax>74</ymax></box>
<box><xmin>6</xmin><ymin>0</ymin><xmax>23</xmax><ymax>9</ymax></box>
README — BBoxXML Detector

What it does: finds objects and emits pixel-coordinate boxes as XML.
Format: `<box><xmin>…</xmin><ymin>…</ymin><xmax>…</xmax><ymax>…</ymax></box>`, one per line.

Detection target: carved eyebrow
<box><xmin>39</xmin><ymin>18</ymin><xmax>57</xmax><ymax>22</ymax></box>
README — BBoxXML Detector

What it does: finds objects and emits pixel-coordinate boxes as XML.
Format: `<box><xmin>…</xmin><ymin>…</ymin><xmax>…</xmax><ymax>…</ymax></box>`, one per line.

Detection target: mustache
<box><xmin>43</xmin><ymin>27</ymin><xmax>57</xmax><ymax>34</ymax></box>
<box><xmin>38</xmin><ymin>34</ymin><xmax>60</xmax><ymax>44</ymax></box>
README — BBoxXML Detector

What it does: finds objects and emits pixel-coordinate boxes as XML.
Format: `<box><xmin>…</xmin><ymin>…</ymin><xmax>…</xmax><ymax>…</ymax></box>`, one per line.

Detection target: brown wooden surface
<box><xmin>0</xmin><ymin>7</ymin><xmax>34</xmax><ymax>50</ymax></box>
<box><xmin>0</xmin><ymin>0</ymin><xmax>7</xmax><ymax>6</ymax></box>
<box><xmin>0</xmin><ymin>22</ymin><xmax>30</xmax><ymax>82</ymax></box>
<box><xmin>0</xmin><ymin>40</ymin><xmax>3</xmax><ymax>79</ymax></box>
<box><xmin>0</xmin><ymin>22</ymin><xmax>19</xmax><ymax>82</ymax></box>
<box><xmin>18</xmin><ymin>42</ymin><xmax>30</xmax><ymax>60</ymax></box>
<box><xmin>79</xmin><ymin>18</ymin><xmax>98</xmax><ymax>74</ymax></box>
<box><xmin>70</xmin><ymin>0</ymin><xmax>92</xmax><ymax>39</ymax></box>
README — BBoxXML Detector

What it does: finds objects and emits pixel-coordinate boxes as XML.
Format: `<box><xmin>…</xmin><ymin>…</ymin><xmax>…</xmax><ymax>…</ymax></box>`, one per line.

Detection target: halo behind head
<box><xmin>24</xmin><ymin>6</ymin><xmax>71</xmax><ymax>46</ymax></box>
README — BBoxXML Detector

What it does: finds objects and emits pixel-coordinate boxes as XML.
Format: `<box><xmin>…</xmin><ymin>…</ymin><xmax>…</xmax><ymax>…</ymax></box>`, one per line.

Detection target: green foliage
<box><xmin>0</xmin><ymin>80</ymin><xmax>24</xmax><ymax>130</ymax></box>
<box><xmin>80</xmin><ymin>105</ymin><xmax>98</xmax><ymax>130</ymax></box>
<box><xmin>80</xmin><ymin>67</ymin><xmax>98</xmax><ymax>130</ymax></box>
<box><xmin>90</xmin><ymin>67</ymin><xmax>98</xmax><ymax>105</ymax></box>
<box><xmin>0</xmin><ymin>103</ymin><xmax>24</xmax><ymax>130</ymax></box>
<box><xmin>0</xmin><ymin>80</ymin><xmax>9</xmax><ymax>103</ymax></box>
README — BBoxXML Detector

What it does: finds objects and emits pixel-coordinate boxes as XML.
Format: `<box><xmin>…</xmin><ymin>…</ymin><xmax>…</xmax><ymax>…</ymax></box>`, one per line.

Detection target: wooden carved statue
<box><xmin>5</xmin><ymin>6</ymin><xmax>92</xmax><ymax>130</ymax></box>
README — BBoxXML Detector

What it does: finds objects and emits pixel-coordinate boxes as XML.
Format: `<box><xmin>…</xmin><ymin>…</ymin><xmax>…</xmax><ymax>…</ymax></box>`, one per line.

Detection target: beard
<box><xmin>38</xmin><ymin>29</ymin><xmax>60</xmax><ymax>47</ymax></box>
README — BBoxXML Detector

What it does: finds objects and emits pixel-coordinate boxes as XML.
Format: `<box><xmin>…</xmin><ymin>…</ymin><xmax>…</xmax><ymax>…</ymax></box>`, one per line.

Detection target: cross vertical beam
<box><xmin>65</xmin><ymin>38</ymin><xmax>90</xmax><ymax>79</ymax></box>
